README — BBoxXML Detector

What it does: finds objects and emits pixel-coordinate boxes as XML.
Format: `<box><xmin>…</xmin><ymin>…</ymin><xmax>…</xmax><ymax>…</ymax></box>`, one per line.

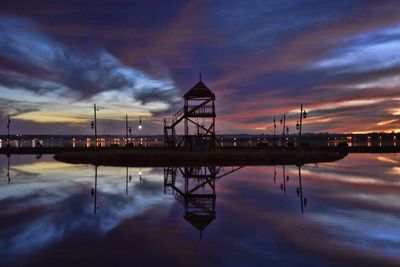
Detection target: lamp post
<box><xmin>6</xmin><ymin>116</ymin><xmax>10</xmax><ymax>148</ymax></box>
<box><xmin>91</xmin><ymin>104</ymin><xmax>99</xmax><ymax>151</ymax></box>
<box><xmin>296</xmin><ymin>104</ymin><xmax>307</xmax><ymax>147</ymax></box>
<box><xmin>280</xmin><ymin>114</ymin><xmax>286</xmax><ymax>146</ymax></box>
<box><xmin>138</xmin><ymin>116</ymin><xmax>142</xmax><ymax>146</ymax></box>
<box><xmin>125</xmin><ymin>114</ymin><xmax>129</xmax><ymax>146</ymax></box>
<box><xmin>273</xmin><ymin>116</ymin><xmax>276</xmax><ymax>146</ymax></box>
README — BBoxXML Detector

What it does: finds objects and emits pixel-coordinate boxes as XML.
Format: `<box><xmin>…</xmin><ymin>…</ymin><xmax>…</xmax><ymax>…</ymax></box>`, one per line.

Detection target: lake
<box><xmin>0</xmin><ymin>153</ymin><xmax>399</xmax><ymax>267</ymax></box>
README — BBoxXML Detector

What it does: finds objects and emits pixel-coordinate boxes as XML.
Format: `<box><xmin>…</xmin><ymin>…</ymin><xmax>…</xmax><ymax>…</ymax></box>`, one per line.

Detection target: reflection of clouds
<box><xmin>1</xmin><ymin>154</ymin><xmax>400</xmax><ymax>265</ymax></box>
<box><xmin>377</xmin><ymin>156</ymin><xmax>399</xmax><ymax>164</ymax></box>
<box><xmin>389</xmin><ymin>167</ymin><xmax>400</xmax><ymax>175</ymax></box>
<box><xmin>302</xmin><ymin>154</ymin><xmax>400</xmax><ymax>260</ymax></box>
<box><xmin>0</xmin><ymin>158</ymin><xmax>172</xmax><ymax>259</ymax></box>
<box><xmin>312</xmin><ymin>210</ymin><xmax>400</xmax><ymax>257</ymax></box>
<box><xmin>217</xmin><ymin>154</ymin><xmax>400</xmax><ymax>263</ymax></box>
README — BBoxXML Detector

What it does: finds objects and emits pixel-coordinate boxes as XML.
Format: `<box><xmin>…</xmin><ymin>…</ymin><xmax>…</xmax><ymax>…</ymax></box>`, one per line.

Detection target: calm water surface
<box><xmin>0</xmin><ymin>154</ymin><xmax>399</xmax><ymax>267</ymax></box>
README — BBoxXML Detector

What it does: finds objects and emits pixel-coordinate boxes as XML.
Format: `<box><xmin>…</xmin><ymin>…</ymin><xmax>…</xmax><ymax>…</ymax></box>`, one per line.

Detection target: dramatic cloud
<box><xmin>0</xmin><ymin>15</ymin><xmax>179</xmax><ymax>132</ymax></box>
<box><xmin>1</xmin><ymin>1</ymin><xmax>400</xmax><ymax>134</ymax></box>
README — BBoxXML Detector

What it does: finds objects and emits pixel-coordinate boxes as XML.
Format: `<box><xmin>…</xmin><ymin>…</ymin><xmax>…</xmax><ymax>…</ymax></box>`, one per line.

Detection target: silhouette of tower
<box><xmin>164</xmin><ymin>75</ymin><xmax>216</xmax><ymax>150</ymax></box>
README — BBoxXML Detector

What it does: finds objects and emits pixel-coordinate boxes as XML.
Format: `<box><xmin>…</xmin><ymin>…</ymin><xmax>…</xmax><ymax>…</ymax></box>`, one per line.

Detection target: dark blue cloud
<box><xmin>0</xmin><ymin>16</ymin><xmax>178</xmax><ymax>104</ymax></box>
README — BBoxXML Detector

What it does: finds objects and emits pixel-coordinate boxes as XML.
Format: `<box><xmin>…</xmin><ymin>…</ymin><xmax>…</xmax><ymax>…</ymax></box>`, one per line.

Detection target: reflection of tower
<box><xmin>164</xmin><ymin>166</ymin><xmax>176</xmax><ymax>195</ymax></box>
<box><xmin>165</xmin><ymin>166</ymin><xmax>217</xmax><ymax>238</ymax></box>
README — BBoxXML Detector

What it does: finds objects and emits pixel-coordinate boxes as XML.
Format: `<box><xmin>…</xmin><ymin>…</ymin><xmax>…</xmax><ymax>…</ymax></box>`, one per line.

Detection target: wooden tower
<box><xmin>164</xmin><ymin>75</ymin><xmax>216</xmax><ymax>150</ymax></box>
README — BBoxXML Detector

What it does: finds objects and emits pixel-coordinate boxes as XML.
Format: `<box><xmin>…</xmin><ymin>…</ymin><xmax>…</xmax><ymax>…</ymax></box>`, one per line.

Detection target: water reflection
<box><xmin>0</xmin><ymin>154</ymin><xmax>400</xmax><ymax>266</ymax></box>
<box><xmin>296</xmin><ymin>165</ymin><xmax>307</xmax><ymax>214</ymax></box>
<box><xmin>163</xmin><ymin>166</ymin><xmax>244</xmax><ymax>238</ymax></box>
<box><xmin>164</xmin><ymin>166</ymin><xmax>217</xmax><ymax>238</ymax></box>
<box><xmin>274</xmin><ymin>164</ymin><xmax>308</xmax><ymax>213</ymax></box>
<box><xmin>91</xmin><ymin>165</ymin><xmax>98</xmax><ymax>214</ymax></box>
<box><xmin>6</xmin><ymin>154</ymin><xmax>10</xmax><ymax>184</ymax></box>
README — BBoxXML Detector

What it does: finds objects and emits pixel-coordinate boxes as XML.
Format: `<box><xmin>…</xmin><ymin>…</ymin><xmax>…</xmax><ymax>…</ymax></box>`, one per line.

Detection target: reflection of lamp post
<box><xmin>7</xmin><ymin>154</ymin><xmax>10</xmax><ymax>184</ymax></box>
<box><xmin>296</xmin><ymin>104</ymin><xmax>307</xmax><ymax>147</ymax></box>
<box><xmin>280</xmin><ymin>165</ymin><xmax>286</xmax><ymax>194</ymax></box>
<box><xmin>273</xmin><ymin>165</ymin><xmax>276</xmax><ymax>184</ymax></box>
<box><xmin>125</xmin><ymin>166</ymin><xmax>129</xmax><ymax>196</ymax></box>
<box><xmin>91</xmin><ymin>165</ymin><xmax>99</xmax><ymax>214</ymax></box>
<box><xmin>139</xmin><ymin>168</ymin><xmax>142</xmax><ymax>183</ymax></box>
<box><xmin>296</xmin><ymin>165</ymin><xmax>307</xmax><ymax>214</ymax></box>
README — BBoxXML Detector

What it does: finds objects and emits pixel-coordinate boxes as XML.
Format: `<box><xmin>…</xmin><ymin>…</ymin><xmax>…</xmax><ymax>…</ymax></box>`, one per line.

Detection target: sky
<box><xmin>0</xmin><ymin>0</ymin><xmax>400</xmax><ymax>135</ymax></box>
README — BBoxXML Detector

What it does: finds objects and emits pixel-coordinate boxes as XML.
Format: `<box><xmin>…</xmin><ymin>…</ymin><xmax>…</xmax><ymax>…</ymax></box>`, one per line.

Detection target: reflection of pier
<box><xmin>164</xmin><ymin>165</ymin><xmax>242</xmax><ymax>237</ymax></box>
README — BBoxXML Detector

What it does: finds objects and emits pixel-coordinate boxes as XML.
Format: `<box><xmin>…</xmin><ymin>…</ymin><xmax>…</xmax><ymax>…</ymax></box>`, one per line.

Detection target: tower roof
<box><xmin>184</xmin><ymin>81</ymin><xmax>215</xmax><ymax>100</ymax></box>
<box><xmin>184</xmin><ymin>213</ymin><xmax>215</xmax><ymax>231</ymax></box>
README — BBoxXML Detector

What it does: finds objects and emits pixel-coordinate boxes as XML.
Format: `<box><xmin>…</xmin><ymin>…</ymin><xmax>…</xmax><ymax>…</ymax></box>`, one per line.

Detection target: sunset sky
<box><xmin>0</xmin><ymin>0</ymin><xmax>400</xmax><ymax>135</ymax></box>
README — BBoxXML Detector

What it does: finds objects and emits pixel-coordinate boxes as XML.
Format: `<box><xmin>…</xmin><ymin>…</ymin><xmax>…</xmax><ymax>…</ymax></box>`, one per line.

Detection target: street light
<box><xmin>91</xmin><ymin>104</ymin><xmax>99</xmax><ymax>151</ymax></box>
<box><xmin>298</xmin><ymin>104</ymin><xmax>307</xmax><ymax>147</ymax></box>
<box><xmin>125</xmin><ymin>114</ymin><xmax>129</xmax><ymax>146</ymax></box>
<box><xmin>281</xmin><ymin>114</ymin><xmax>286</xmax><ymax>146</ymax></box>
<box><xmin>138</xmin><ymin>116</ymin><xmax>142</xmax><ymax>146</ymax></box>
<box><xmin>6</xmin><ymin>116</ymin><xmax>10</xmax><ymax>148</ymax></box>
<box><xmin>273</xmin><ymin>116</ymin><xmax>276</xmax><ymax>145</ymax></box>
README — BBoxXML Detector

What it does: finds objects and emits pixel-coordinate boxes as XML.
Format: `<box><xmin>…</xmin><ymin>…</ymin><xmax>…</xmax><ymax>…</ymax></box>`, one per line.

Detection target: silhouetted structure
<box><xmin>164</xmin><ymin>75</ymin><xmax>216</xmax><ymax>150</ymax></box>
<box><xmin>164</xmin><ymin>166</ymin><xmax>217</xmax><ymax>237</ymax></box>
<box><xmin>164</xmin><ymin>165</ymin><xmax>243</xmax><ymax>237</ymax></box>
